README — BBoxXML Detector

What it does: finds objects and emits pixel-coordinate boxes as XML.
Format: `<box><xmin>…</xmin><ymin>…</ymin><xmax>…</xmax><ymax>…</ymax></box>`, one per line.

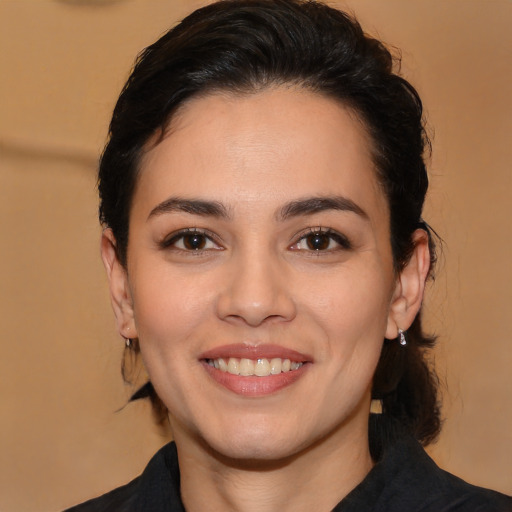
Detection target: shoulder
<box><xmin>338</xmin><ymin>436</ymin><xmax>511</xmax><ymax>512</ymax></box>
<box><xmin>426</xmin><ymin>465</ymin><xmax>512</xmax><ymax>511</ymax></box>
<box><xmin>405</xmin><ymin>441</ymin><xmax>511</xmax><ymax>511</ymax></box>
<box><xmin>63</xmin><ymin>442</ymin><xmax>184</xmax><ymax>512</ymax></box>
<box><xmin>63</xmin><ymin>477</ymin><xmax>139</xmax><ymax>512</ymax></box>
<box><xmin>429</xmin><ymin>470</ymin><xmax>512</xmax><ymax>512</ymax></box>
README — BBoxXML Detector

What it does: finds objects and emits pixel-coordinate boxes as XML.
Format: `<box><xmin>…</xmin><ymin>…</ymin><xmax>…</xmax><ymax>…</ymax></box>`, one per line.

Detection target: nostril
<box><xmin>216</xmin><ymin>296</ymin><xmax>297</xmax><ymax>327</ymax></box>
<box><xmin>214</xmin><ymin>257</ymin><xmax>297</xmax><ymax>325</ymax></box>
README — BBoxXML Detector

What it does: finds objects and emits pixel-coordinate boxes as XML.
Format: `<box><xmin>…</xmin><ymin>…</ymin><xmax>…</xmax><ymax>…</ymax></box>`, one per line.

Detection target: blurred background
<box><xmin>0</xmin><ymin>0</ymin><xmax>510</xmax><ymax>510</ymax></box>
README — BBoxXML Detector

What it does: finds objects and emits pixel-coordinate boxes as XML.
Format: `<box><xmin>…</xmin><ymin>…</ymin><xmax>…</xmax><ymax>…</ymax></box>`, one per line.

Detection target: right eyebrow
<box><xmin>147</xmin><ymin>197</ymin><xmax>231</xmax><ymax>221</ymax></box>
<box><xmin>277</xmin><ymin>195</ymin><xmax>369</xmax><ymax>221</ymax></box>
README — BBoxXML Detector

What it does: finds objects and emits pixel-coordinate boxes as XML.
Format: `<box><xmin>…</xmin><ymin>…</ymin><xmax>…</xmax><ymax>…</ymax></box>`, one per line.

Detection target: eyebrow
<box><xmin>278</xmin><ymin>196</ymin><xmax>369</xmax><ymax>221</ymax></box>
<box><xmin>147</xmin><ymin>197</ymin><xmax>231</xmax><ymax>220</ymax></box>
<box><xmin>147</xmin><ymin>195</ymin><xmax>368</xmax><ymax>222</ymax></box>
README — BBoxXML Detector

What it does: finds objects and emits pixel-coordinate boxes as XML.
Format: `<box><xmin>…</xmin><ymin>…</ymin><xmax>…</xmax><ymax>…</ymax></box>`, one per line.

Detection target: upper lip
<box><xmin>199</xmin><ymin>343</ymin><xmax>312</xmax><ymax>362</ymax></box>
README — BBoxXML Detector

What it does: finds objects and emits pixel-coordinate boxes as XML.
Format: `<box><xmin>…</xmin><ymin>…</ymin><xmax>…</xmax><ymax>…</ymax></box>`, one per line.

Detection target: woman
<box><xmin>66</xmin><ymin>0</ymin><xmax>511</xmax><ymax>510</ymax></box>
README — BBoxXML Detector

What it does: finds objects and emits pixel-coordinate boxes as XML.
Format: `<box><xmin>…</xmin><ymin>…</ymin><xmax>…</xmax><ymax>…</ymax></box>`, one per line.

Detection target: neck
<box><xmin>175</xmin><ymin>418</ymin><xmax>373</xmax><ymax>512</ymax></box>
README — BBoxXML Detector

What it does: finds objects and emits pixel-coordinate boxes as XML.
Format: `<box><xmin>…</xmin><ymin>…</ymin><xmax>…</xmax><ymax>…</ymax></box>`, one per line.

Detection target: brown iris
<box><xmin>183</xmin><ymin>233</ymin><xmax>207</xmax><ymax>250</ymax></box>
<box><xmin>305</xmin><ymin>232</ymin><xmax>331</xmax><ymax>251</ymax></box>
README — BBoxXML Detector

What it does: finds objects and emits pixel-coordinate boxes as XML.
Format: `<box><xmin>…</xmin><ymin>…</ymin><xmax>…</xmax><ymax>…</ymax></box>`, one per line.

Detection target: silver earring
<box><xmin>398</xmin><ymin>329</ymin><xmax>407</xmax><ymax>346</ymax></box>
<box><xmin>125</xmin><ymin>338</ymin><xmax>132</xmax><ymax>348</ymax></box>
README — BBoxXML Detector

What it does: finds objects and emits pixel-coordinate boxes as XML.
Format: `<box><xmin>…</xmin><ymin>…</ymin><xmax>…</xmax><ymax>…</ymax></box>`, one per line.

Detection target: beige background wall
<box><xmin>1</xmin><ymin>1</ymin><xmax>510</xmax><ymax>510</ymax></box>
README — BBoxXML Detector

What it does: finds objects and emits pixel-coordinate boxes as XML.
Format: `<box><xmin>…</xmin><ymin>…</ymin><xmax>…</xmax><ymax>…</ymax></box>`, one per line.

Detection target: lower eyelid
<box><xmin>160</xmin><ymin>229</ymin><xmax>221</xmax><ymax>250</ymax></box>
<box><xmin>291</xmin><ymin>229</ymin><xmax>351</xmax><ymax>251</ymax></box>
<box><xmin>160</xmin><ymin>228</ymin><xmax>351</xmax><ymax>252</ymax></box>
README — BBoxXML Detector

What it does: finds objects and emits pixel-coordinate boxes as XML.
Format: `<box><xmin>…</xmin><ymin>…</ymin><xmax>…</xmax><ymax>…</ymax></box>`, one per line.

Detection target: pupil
<box><xmin>307</xmin><ymin>233</ymin><xmax>329</xmax><ymax>250</ymax></box>
<box><xmin>184</xmin><ymin>233</ymin><xmax>205</xmax><ymax>250</ymax></box>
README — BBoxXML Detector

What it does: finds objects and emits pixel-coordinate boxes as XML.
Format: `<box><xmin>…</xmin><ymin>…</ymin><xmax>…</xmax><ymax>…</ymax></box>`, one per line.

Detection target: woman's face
<box><xmin>108</xmin><ymin>87</ymin><xmax>412</xmax><ymax>461</ymax></box>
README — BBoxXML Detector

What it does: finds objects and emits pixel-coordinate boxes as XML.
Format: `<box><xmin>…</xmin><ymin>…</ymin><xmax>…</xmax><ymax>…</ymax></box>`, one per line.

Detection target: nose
<box><xmin>215</xmin><ymin>249</ymin><xmax>297</xmax><ymax>327</ymax></box>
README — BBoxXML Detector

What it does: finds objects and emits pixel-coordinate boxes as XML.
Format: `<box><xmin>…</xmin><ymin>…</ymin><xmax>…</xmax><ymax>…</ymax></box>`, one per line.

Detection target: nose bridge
<box><xmin>216</xmin><ymin>241</ymin><xmax>296</xmax><ymax>326</ymax></box>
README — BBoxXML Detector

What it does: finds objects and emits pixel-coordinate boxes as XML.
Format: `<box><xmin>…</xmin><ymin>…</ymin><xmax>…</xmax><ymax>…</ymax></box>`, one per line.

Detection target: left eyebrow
<box><xmin>147</xmin><ymin>197</ymin><xmax>231</xmax><ymax>221</ymax></box>
<box><xmin>277</xmin><ymin>196</ymin><xmax>369</xmax><ymax>221</ymax></box>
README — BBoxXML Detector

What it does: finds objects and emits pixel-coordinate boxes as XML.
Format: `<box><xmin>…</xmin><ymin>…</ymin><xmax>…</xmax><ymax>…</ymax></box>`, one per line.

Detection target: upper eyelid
<box><xmin>291</xmin><ymin>227</ymin><xmax>352</xmax><ymax>249</ymax></box>
<box><xmin>294</xmin><ymin>226</ymin><xmax>348</xmax><ymax>241</ymax></box>
<box><xmin>161</xmin><ymin>228</ymin><xmax>222</xmax><ymax>248</ymax></box>
<box><xmin>159</xmin><ymin>226</ymin><xmax>350</xmax><ymax>249</ymax></box>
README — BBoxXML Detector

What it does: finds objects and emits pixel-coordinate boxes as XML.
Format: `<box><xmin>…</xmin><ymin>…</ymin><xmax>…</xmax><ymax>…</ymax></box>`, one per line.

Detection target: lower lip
<box><xmin>202</xmin><ymin>361</ymin><xmax>309</xmax><ymax>397</ymax></box>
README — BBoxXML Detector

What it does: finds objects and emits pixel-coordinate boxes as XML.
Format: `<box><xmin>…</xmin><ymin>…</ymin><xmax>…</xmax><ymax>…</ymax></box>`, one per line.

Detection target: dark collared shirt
<box><xmin>65</xmin><ymin>437</ymin><xmax>511</xmax><ymax>511</ymax></box>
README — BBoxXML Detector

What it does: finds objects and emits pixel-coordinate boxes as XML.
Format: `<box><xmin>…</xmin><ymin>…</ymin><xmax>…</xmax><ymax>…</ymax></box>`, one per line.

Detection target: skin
<box><xmin>102</xmin><ymin>87</ymin><xmax>430</xmax><ymax>512</ymax></box>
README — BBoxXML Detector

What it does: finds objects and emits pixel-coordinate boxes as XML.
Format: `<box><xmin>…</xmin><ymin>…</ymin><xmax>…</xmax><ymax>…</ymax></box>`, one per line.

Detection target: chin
<box><xmin>210</xmin><ymin>439</ymin><xmax>299</xmax><ymax>465</ymax></box>
<box><xmin>199</xmin><ymin>421</ymin><xmax>305</xmax><ymax>464</ymax></box>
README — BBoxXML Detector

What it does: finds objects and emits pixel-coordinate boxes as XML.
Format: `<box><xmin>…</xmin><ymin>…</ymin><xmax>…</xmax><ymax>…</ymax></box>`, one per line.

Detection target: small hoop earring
<box><xmin>398</xmin><ymin>329</ymin><xmax>407</xmax><ymax>346</ymax></box>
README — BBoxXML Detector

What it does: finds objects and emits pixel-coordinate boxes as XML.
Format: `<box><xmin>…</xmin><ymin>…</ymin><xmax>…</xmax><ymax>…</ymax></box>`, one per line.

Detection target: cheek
<box><xmin>305</xmin><ymin>265</ymin><xmax>392</xmax><ymax>337</ymax></box>
<box><xmin>129</xmin><ymin>270</ymin><xmax>218</xmax><ymax>414</ymax></box>
<box><xmin>130</xmin><ymin>266</ymin><xmax>216</xmax><ymax>355</ymax></box>
<box><xmin>307</xmin><ymin>267</ymin><xmax>391</xmax><ymax>403</ymax></box>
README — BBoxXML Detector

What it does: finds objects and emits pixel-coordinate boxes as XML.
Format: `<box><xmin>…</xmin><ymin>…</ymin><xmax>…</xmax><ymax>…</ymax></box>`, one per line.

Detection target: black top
<box><xmin>64</xmin><ymin>437</ymin><xmax>511</xmax><ymax>511</ymax></box>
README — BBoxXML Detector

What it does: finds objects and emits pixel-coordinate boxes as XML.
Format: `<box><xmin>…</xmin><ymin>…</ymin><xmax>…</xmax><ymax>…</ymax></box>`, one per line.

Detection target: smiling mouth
<box><xmin>205</xmin><ymin>357</ymin><xmax>304</xmax><ymax>377</ymax></box>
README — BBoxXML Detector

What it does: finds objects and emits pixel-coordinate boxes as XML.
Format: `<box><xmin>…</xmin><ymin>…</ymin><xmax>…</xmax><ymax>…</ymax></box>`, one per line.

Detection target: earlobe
<box><xmin>385</xmin><ymin>229</ymin><xmax>430</xmax><ymax>340</ymax></box>
<box><xmin>100</xmin><ymin>229</ymin><xmax>137</xmax><ymax>339</ymax></box>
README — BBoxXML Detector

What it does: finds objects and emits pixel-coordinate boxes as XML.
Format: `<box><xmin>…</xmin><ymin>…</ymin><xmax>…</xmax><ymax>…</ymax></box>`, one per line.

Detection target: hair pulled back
<box><xmin>99</xmin><ymin>0</ymin><xmax>440</xmax><ymax>460</ymax></box>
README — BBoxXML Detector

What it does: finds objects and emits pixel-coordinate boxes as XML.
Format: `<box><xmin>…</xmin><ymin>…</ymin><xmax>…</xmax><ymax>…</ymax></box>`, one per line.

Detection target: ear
<box><xmin>385</xmin><ymin>229</ymin><xmax>431</xmax><ymax>339</ymax></box>
<box><xmin>100</xmin><ymin>228</ymin><xmax>137</xmax><ymax>340</ymax></box>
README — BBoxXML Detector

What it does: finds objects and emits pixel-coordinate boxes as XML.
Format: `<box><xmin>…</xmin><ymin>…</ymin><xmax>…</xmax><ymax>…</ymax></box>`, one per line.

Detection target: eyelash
<box><xmin>160</xmin><ymin>226</ymin><xmax>351</xmax><ymax>255</ymax></box>
<box><xmin>290</xmin><ymin>227</ymin><xmax>352</xmax><ymax>253</ymax></box>
<box><xmin>160</xmin><ymin>228</ymin><xmax>222</xmax><ymax>253</ymax></box>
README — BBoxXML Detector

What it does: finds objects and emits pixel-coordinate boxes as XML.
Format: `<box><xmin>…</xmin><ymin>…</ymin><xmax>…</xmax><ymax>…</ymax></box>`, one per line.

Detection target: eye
<box><xmin>290</xmin><ymin>228</ymin><xmax>351</xmax><ymax>252</ymax></box>
<box><xmin>162</xmin><ymin>229</ymin><xmax>222</xmax><ymax>252</ymax></box>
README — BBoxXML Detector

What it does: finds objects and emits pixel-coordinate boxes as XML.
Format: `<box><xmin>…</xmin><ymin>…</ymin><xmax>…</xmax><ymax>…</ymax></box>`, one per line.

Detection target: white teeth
<box><xmin>270</xmin><ymin>358</ymin><xmax>282</xmax><ymax>374</ymax></box>
<box><xmin>254</xmin><ymin>358</ymin><xmax>270</xmax><ymax>376</ymax></box>
<box><xmin>208</xmin><ymin>357</ymin><xmax>303</xmax><ymax>377</ymax></box>
<box><xmin>239</xmin><ymin>358</ymin><xmax>255</xmax><ymax>376</ymax></box>
<box><xmin>227</xmin><ymin>358</ymin><xmax>239</xmax><ymax>375</ymax></box>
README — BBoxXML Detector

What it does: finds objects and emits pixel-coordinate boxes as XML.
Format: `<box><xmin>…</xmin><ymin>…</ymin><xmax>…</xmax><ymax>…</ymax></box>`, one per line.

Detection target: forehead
<box><xmin>135</xmin><ymin>87</ymin><xmax>387</xmax><ymax>220</ymax></box>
